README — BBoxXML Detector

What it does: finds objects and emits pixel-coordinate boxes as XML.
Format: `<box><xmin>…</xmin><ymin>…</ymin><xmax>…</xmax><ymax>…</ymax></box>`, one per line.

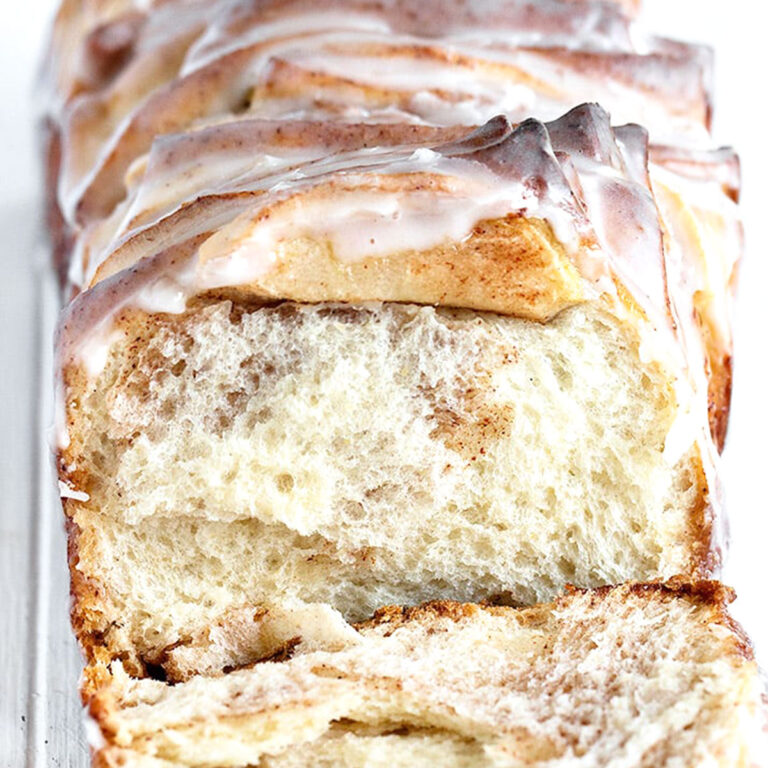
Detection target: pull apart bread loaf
<box><xmin>49</xmin><ymin>0</ymin><xmax>741</xmax><ymax>677</ymax></box>
<box><xmin>43</xmin><ymin>0</ymin><xmax>760</xmax><ymax>764</ymax></box>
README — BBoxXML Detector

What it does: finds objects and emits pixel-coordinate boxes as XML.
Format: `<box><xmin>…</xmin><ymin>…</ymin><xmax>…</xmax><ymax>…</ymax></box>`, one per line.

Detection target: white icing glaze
<box><xmin>129</xmin><ymin>150</ymin><xmax>312</xmax><ymax>224</ymax></box>
<box><xmin>58</xmin><ymin>480</ymin><xmax>90</xmax><ymax>502</ymax></box>
<box><xmin>183</xmin><ymin>11</ymin><xmax>394</xmax><ymax>76</ymax></box>
<box><xmin>51</xmin><ymin>0</ymin><xmax>714</xmax><ymax>234</ymax></box>
<box><xmin>181</xmin><ymin>1</ymin><xmax>636</xmax><ymax>81</ymax></box>
<box><xmin>54</xmin><ymin>378</ymin><xmax>71</xmax><ymax>451</ymax></box>
<box><xmin>79</xmin><ymin>323</ymin><xmax>124</xmax><ymax>379</ymax></box>
<box><xmin>198</xmin><ymin>183</ymin><xmax>534</xmax><ymax>288</ymax></box>
<box><xmin>649</xmin><ymin>156</ymin><xmax>740</xmax><ymax>480</ymax></box>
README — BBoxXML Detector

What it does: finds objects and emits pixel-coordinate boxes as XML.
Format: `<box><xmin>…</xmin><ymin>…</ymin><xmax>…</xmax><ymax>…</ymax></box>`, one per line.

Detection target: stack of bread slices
<box><xmin>44</xmin><ymin>0</ymin><xmax>765</xmax><ymax>765</ymax></box>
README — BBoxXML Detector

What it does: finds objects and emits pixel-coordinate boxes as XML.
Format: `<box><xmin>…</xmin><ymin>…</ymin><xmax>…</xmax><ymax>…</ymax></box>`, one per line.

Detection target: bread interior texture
<box><xmin>95</xmin><ymin>589</ymin><xmax>760</xmax><ymax>768</ymax></box>
<box><xmin>65</xmin><ymin>300</ymin><xmax>704</xmax><ymax>677</ymax></box>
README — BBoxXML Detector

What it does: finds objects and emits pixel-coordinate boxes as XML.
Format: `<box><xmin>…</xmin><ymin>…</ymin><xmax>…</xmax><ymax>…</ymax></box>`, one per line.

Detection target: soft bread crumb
<box><xmin>63</xmin><ymin>301</ymin><xmax>707</xmax><ymax>677</ymax></box>
<box><xmin>89</xmin><ymin>584</ymin><xmax>767</xmax><ymax>768</ymax></box>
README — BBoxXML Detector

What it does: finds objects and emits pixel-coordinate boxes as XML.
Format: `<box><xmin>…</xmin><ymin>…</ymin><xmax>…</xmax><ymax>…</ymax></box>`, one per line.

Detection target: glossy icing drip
<box><xmin>195</xmin><ymin>169</ymin><xmax>558</xmax><ymax>289</ymax></box>
<box><xmin>48</xmin><ymin>0</ymin><xmax>712</xmax><ymax>230</ymax></box>
<box><xmin>75</xmin><ymin>122</ymin><xmax>468</xmax><ymax>285</ymax></box>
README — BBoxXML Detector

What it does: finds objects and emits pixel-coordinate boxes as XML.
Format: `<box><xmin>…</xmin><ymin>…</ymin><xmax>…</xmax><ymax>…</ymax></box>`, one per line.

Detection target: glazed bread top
<box><xmin>56</xmin><ymin>102</ymin><xmax>737</xmax><ymax>474</ymax></box>
<box><xmin>47</xmin><ymin>1</ymin><xmax>740</xmax><ymax>460</ymax></box>
<box><xmin>46</xmin><ymin>0</ymin><xmax>712</xmax><ymax>230</ymax></box>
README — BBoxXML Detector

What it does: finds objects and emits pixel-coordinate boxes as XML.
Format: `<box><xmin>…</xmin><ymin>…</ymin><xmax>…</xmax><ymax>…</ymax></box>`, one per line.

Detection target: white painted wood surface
<box><xmin>0</xmin><ymin>239</ymin><xmax>89</xmax><ymax>766</ymax></box>
<box><xmin>1</xmin><ymin>232</ymin><xmax>89</xmax><ymax>767</ymax></box>
<box><xmin>0</xmin><ymin>1</ymin><xmax>765</xmax><ymax>766</ymax></box>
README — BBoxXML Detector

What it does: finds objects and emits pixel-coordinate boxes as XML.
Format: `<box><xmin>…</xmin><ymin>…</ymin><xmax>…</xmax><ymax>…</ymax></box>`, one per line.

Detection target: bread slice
<box><xmin>56</xmin><ymin>107</ymin><xmax>728</xmax><ymax>681</ymax></box>
<box><xmin>85</xmin><ymin>581</ymin><xmax>767</xmax><ymax>767</ymax></box>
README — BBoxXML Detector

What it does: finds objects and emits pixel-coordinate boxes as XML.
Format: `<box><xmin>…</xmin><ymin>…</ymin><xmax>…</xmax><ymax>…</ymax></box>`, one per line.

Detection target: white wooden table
<box><xmin>0</xmin><ymin>232</ymin><xmax>89</xmax><ymax>766</ymax></box>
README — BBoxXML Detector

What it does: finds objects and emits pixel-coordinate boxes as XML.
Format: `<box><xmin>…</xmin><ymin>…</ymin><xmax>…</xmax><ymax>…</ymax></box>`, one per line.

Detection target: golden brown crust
<box><xmin>682</xmin><ymin>445</ymin><xmax>720</xmax><ymax>578</ymax></box>
<box><xmin>361</xmin><ymin>600</ymin><xmax>483</xmax><ymax>632</ymax></box>
<box><xmin>198</xmin><ymin>212</ymin><xmax>586</xmax><ymax>323</ymax></box>
<box><xmin>66</xmin><ymin>513</ymin><xmax>145</xmax><ymax>678</ymax></box>
<box><xmin>706</xmin><ymin>342</ymin><xmax>733</xmax><ymax>453</ymax></box>
<box><xmin>564</xmin><ymin>579</ymin><xmax>754</xmax><ymax>662</ymax></box>
<box><xmin>562</xmin><ymin>577</ymin><xmax>735</xmax><ymax>607</ymax></box>
<box><xmin>358</xmin><ymin>579</ymin><xmax>741</xmax><ymax>637</ymax></box>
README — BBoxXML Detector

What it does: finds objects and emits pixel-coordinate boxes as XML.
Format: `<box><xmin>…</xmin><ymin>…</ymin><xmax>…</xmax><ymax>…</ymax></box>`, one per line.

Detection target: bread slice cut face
<box><xmin>87</xmin><ymin>582</ymin><xmax>767</xmax><ymax>768</ymax></box>
<box><xmin>57</xmin><ymin>107</ymin><xmax>725</xmax><ymax>681</ymax></box>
